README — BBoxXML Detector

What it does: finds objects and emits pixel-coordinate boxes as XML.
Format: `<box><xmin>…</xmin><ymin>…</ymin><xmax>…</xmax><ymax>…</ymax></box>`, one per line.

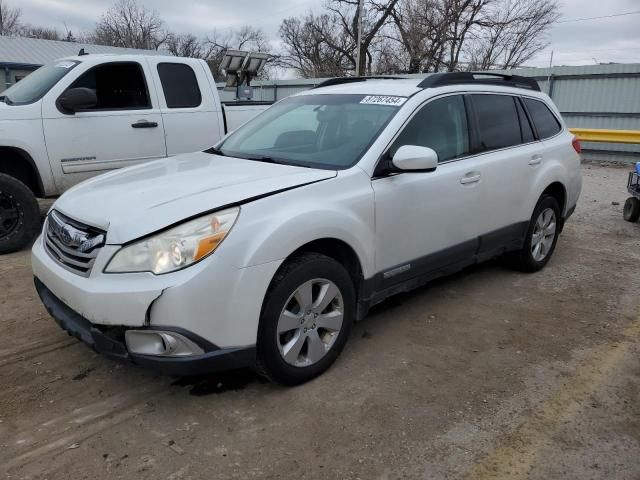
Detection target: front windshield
<box><xmin>217</xmin><ymin>94</ymin><xmax>404</xmax><ymax>170</ymax></box>
<box><xmin>1</xmin><ymin>60</ymin><xmax>79</xmax><ymax>105</ymax></box>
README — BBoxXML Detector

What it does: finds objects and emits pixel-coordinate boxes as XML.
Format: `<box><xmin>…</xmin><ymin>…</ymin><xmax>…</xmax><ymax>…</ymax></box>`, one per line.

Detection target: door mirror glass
<box><xmin>392</xmin><ymin>145</ymin><xmax>438</xmax><ymax>172</ymax></box>
<box><xmin>57</xmin><ymin>87</ymin><xmax>97</xmax><ymax>114</ymax></box>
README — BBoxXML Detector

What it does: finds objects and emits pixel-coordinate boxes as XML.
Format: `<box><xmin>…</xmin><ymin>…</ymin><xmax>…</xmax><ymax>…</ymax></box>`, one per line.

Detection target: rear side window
<box><xmin>390</xmin><ymin>95</ymin><xmax>470</xmax><ymax>162</ymax></box>
<box><xmin>68</xmin><ymin>62</ymin><xmax>150</xmax><ymax>110</ymax></box>
<box><xmin>157</xmin><ymin>63</ymin><xmax>202</xmax><ymax>108</ymax></box>
<box><xmin>472</xmin><ymin>94</ymin><xmax>521</xmax><ymax>151</ymax></box>
<box><xmin>523</xmin><ymin>98</ymin><xmax>561</xmax><ymax>139</ymax></box>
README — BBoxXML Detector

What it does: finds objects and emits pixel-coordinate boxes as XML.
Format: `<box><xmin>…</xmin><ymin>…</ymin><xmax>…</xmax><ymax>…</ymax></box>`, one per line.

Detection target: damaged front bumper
<box><xmin>34</xmin><ymin>277</ymin><xmax>256</xmax><ymax>376</ymax></box>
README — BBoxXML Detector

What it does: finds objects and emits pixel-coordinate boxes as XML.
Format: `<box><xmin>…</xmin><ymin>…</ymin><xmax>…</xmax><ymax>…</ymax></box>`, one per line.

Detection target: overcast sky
<box><xmin>13</xmin><ymin>0</ymin><xmax>640</xmax><ymax>68</ymax></box>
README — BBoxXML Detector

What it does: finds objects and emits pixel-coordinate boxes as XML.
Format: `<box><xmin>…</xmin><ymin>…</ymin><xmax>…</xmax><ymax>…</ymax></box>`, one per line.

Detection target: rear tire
<box><xmin>623</xmin><ymin>197</ymin><xmax>640</xmax><ymax>222</ymax></box>
<box><xmin>0</xmin><ymin>174</ymin><xmax>40</xmax><ymax>254</ymax></box>
<box><xmin>510</xmin><ymin>194</ymin><xmax>561</xmax><ymax>273</ymax></box>
<box><xmin>255</xmin><ymin>253</ymin><xmax>355</xmax><ymax>386</ymax></box>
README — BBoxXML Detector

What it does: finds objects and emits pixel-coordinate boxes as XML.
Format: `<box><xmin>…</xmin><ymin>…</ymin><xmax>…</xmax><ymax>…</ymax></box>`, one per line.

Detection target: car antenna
<box><xmin>78</xmin><ymin>48</ymin><xmax>89</xmax><ymax>56</ymax></box>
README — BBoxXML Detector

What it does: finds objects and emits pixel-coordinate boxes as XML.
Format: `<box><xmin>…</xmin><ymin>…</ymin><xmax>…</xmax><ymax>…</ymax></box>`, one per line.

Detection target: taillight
<box><xmin>572</xmin><ymin>137</ymin><xmax>582</xmax><ymax>154</ymax></box>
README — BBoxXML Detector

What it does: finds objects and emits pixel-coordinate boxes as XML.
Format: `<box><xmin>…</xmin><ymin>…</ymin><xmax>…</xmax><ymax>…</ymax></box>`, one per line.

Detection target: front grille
<box><xmin>44</xmin><ymin>210</ymin><xmax>106</xmax><ymax>277</ymax></box>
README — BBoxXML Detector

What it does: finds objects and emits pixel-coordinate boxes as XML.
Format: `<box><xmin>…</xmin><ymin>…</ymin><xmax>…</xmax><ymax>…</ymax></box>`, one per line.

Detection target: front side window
<box><xmin>217</xmin><ymin>94</ymin><xmax>402</xmax><ymax>170</ymax></box>
<box><xmin>472</xmin><ymin>94</ymin><xmax>521</xmax><ymax>151</ymax></box>
<box><xmin>157</xmin><ymin>63</ymin><xmax>202</xmax><ymax>108</ymax></box>
<box><xmin>523</xmin><ymin>97</ymin><xmax>562</xmax><ymax>139</ymax></box>
<box><xmin>389</xmin><ymin>95</ymin><xmax>470</xmax><ymax>163</ymax></box>
<box><xmin>1</xmin><ymin>60</ymin><xmax>79</xmax><ymax>105</ymax></box>
<box><xmin>66</xmin><ymin>62</ymin><xmax>150</xmax><ymax>110</ymax></box>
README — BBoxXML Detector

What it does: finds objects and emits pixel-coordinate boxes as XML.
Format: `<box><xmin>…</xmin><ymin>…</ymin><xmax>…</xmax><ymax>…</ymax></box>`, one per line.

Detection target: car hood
<box><xmin>53</xmin><ymin>152</ymin><xmax>336</xmax><ymax>244</ymax></box>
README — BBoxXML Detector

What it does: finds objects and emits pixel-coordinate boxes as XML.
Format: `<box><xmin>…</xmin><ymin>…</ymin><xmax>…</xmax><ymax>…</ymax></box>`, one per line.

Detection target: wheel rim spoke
<box><xmin>294</xmin><ymin>281</ymin><xmax>313</xmax><ymax>311</ymax></box>
<box><xmin>0</xmin><ymin>193</ymin><xmax>21</xmax><ymax>239</ymax></box>
<box><xmin>306</xmin><ymin>330</ymin><xmax>327</xmax><ymax>363</ymax></box>
<box><xmin>313</xmin><ymin>281</ymin><xmax>339</xmax><ymax>313</ymax></box>
<box><xmin>316</xmin><ymin>310</ymin><xmax>343</xmax><ymax>332</ymax></box>
<box><xmin>282</xmin><ymin>330</ymin><xmax>306</xmax><ymax>364</ymax></box>
<box><xmin>277</xmin><ymin>310</ymin><xmax>301</xmax><ymax>334</ymax></box>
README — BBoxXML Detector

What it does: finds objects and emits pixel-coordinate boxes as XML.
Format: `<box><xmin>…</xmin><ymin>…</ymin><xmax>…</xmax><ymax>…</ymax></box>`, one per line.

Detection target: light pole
<box><xmin>355</xmin><ymin>0</ymin><xmax>364</xmax><ymax>76</ymax></box>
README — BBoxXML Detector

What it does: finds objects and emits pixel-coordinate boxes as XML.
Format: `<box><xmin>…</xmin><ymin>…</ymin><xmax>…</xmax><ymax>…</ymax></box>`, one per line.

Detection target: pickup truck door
<box><xmin>42</xmin><ymin>60</ymin><xmax>166</xmax><ymax>191</ymax></box>
<box><xmin>146</xmin><ymin>58</ymin><xmax>225</xmax><ymax>155</ymax></box>
<box><xmin>372</xmin><ymin>94</ymin><xmax>486</xmax><ymax>290</ymax></box>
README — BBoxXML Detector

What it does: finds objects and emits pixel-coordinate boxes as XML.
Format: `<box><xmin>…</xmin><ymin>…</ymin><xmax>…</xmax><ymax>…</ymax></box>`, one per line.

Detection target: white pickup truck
<box><xmin>0</xmin><ymin>53</ymin><xmax>270</xmax><ymax>253</ymax></box>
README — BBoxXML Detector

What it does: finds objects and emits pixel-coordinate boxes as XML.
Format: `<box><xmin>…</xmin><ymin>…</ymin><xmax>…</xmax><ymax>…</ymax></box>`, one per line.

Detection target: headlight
<box><xmin>105</xmin><ymin>207</ymin><xmax>239</xmax><ymax>274</ymax></box>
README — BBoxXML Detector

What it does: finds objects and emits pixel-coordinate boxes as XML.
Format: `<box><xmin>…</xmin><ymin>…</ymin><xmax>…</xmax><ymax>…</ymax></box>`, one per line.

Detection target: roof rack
<box><xmin>313</xmin><ymin>76</ymin><xmax>407</xmax><ymax>89</ymax></box>
<box><xmin>417</xmin><ymin>72</ymin><xmax>540</xmax><ymax>91</ymax></box>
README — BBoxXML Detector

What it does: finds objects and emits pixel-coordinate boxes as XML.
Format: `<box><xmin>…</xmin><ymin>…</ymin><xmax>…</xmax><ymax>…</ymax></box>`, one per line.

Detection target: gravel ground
<box><xmin>1</xmin><ymin>164</ymin><xmax>639</xmax><ymax>480</ymax></box>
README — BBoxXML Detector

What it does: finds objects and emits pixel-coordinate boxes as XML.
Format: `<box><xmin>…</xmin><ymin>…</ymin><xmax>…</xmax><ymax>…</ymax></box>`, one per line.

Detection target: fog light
<box><xmin>125</xmin><ymin>330</ymin><xmax>205</xmax><ymax>357</ymax></box>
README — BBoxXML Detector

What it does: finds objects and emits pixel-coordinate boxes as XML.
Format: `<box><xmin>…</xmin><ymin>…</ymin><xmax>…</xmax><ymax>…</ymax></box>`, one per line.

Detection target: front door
<box><xmin>42</xmin><ymin>60</ymin><xmax>166</xmax><ymax>191</ymax></box>
<box><xmin>372</xmin><ymin>94</ymin><xmax>487</xmax><ymax>290</ymax></box>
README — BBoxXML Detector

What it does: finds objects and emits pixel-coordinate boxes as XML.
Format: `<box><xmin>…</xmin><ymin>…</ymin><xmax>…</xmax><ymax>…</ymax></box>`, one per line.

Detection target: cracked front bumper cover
<box><xmin>34</xmin><ymin>277</ymin><xmax>256</xmax><ymax>376</ymax></box>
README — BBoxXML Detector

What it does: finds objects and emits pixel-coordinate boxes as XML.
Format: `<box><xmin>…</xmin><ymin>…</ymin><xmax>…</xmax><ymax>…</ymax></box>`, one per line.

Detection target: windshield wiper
<box><xmin>205</xmin><ymin>146</ymin><xmax>226</xmax><ymax>156</ymax></box>
<box><xmin>243</xmin><ymin>155</ymin><xmax>279</xmax><ymax>164</ymax></box>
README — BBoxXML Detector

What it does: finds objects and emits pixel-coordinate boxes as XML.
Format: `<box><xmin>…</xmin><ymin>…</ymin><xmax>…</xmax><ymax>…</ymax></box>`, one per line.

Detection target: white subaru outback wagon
<box><xmin>32</xmin><ymin>72</ymin><xmax>582</xmax><ymax>385</ymax></box>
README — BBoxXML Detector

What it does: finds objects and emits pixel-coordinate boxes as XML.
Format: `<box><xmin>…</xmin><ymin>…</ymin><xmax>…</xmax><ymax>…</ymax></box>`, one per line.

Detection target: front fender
<box><xmin>218</xmin><ymin>170</ymin><xmax>376</xmax><ymax>279</ymax></box>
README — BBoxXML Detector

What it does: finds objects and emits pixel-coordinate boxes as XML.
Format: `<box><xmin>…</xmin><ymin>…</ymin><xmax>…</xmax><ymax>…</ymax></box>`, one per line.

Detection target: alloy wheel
<box><xmin>277</xmin><ymin>278</ymin><xmax>344</xmax><ymax>367</ymax></box>
<box><xmin>531</xmin><ymin>207</ymin><xmax>556</xmax><ymax>262</ymax></box>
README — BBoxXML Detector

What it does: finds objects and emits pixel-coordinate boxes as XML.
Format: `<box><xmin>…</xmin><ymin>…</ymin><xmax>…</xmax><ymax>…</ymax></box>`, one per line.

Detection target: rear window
<box><xmin>472</xmin><ymin>94</ymin><xmax>521</xmax><ymax>151</ymax></box>
<box><xmin>157</xmin><ymin>63</ymin><xmax>202</xmax><ymax>108</ymax></box>
<box><xmin>523</xmin><ymin>98</ymin><xmax>562</xmax><ymax>139</ymax></box>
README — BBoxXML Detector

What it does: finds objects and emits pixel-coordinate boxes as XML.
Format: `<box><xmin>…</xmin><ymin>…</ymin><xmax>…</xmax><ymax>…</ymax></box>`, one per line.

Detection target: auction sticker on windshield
<box><xmin>360</xmin><ymin>95</ymin><xmax>407</xmax><ymax>106</ymax></box>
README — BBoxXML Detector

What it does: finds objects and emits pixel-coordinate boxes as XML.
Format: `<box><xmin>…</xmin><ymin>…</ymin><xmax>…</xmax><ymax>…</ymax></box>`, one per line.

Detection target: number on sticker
<box><xmin>360</xmin><ymin>95</ymin><xmax>407</xmax><ymax>106</ymax></box>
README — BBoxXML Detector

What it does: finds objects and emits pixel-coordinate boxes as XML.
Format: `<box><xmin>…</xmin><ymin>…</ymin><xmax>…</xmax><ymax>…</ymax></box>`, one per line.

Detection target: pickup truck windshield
<box><xmin>217</xmin><ymin>94</ymin><xmax>403</xmax><ymax>170</ymax></box>
<box><xmin>1</xmin><ymin>60</ymin><xmax>79</xmax><ymax>105</ymax></box>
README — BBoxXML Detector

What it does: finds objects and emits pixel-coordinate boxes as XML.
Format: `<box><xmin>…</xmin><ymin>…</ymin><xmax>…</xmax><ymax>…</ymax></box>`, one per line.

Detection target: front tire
<box><xmin>511</xmin><ymin>194</ymin><xmax>561</xmax><ymax>272</ymax></box>
<box><xmin>256</xmin><ymin>253</ymin><xmax>355</xmax><ymax>385</ymax></box>
<box><xmin>0</xmin><ymin>174</ymin><xmax>41</xmax><ymax>254</ymax></box>
<box><xmin>623</xmin><ymin>197</ymin><xmax>640</xmax><ymax>222</ymax></box>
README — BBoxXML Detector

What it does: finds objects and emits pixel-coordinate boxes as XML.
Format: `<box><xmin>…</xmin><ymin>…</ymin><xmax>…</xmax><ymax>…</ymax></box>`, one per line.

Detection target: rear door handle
<box><xmin>131</xmin><ymin>120</ymin><xmax>158</xmax><ymax>129</ymax></box>
<box><xmin>529</xmin><ymin>154</ymin><xmax>543</xmax><ymax>166</ymax></box>
<box><xmin>460</xmin><ymin>173</ymin><xmax>481</xmax><ymax>185</ymax></box>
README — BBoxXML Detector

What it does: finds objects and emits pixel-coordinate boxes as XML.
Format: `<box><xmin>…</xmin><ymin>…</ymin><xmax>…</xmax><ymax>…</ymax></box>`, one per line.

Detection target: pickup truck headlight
<box><xmin>105</xmin><ymin>207</ymin><xmax>239</xmax><ymax>275</ymax></box>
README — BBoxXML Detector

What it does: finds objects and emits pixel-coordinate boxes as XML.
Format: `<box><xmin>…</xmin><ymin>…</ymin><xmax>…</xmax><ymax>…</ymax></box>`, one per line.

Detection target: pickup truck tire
<box><xmin>255</xmin><ymin>253</ymin><xmax>355</xmax><ymax>385</ymax></box>
<box><xmin>0</xmin><ymin>174</ymin><xmax>41</xmax><ymax>254</ymax></box>
<box><xmin>510</xmin><ymin>194</ymin><xmax>561</xmax><ymax>273</ymax></box>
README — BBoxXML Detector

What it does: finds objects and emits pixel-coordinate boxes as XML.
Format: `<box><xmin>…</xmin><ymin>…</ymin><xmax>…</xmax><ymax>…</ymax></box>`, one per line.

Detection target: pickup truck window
<box><xmin>217</xmin><ymin>94</ymin><xmax>401</xmax><ymax>170</ymax></box>
<box><xmin>66</xmin><ymin>62</ymin><xmax>151</xmax><ymax>110</ymax></box>
<box><xmin>157</xmin><ymin>63</ymin><xmax>202</xmax><ymax>108</ymax></box>
<box><xmin>1</xmin><ymin>60</ymin><xmax>79</xmax><ymax>105</ymax></box>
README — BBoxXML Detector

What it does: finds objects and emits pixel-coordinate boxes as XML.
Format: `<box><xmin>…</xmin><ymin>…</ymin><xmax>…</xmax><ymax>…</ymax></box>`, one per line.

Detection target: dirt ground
<box><xmin>1</xmin><ymin>164</ymin><xmax>639</xmax><ymax>480</ymax></box>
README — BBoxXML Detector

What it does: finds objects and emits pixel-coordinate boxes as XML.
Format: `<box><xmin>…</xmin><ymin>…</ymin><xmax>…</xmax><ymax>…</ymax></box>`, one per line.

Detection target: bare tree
<box><xmin>0</xmin><ymin>0</ymin><xmax>21</xmax><ymax>36</ymax></box>
<box><xmin>20</xmin><ymin>25</ymin><xmax>61</xmax><ymax>40</ymax></box>
<box><xmin>90</xmin><ymin>0</ymin><xmax>167</xmax><ymax>49</ymax></box>
<box><xmin>467</xmin><ymin>0</ymin><xmax>559</xmax><ymax>70</ymax></box>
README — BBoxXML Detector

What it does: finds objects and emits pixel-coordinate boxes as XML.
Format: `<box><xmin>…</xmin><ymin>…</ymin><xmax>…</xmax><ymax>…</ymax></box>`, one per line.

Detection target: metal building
<box><xmin>219</xmin><ymin>63</ymin><xmax>640</xmax><ymax>163</ymax></box>
<box><xmin>0</xmin><ymin>36</ymin><xmax>167</xmax><ymax>92</ymax></box>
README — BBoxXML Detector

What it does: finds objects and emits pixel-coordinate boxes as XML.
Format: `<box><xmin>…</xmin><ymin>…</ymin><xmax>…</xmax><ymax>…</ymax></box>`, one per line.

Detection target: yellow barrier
<box><xmin>569</xmin><ymin>128</ymin><xmax>640</xmax><ymax>144</ymax></box>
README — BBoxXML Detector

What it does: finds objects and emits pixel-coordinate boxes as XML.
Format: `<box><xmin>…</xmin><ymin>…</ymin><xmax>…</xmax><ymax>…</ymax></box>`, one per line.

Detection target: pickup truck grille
<box><xmin>44</xmin><ymin>211</ymin><xmax>105</xmax><ymax>277</ymax></box>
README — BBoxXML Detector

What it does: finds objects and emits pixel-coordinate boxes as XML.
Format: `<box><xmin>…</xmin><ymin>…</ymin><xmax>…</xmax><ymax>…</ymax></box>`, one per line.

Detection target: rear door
<box><xmin>466</xmin><ymin>93</ymin><xmax>537</xmax><ymax>256</ymax></box>
<box><xmin>148</xmin><ymin>59</ymin><xmax>224</xmax><ymax>155</ymax></box>
<box><xmin>42</xmin><ymin>60</ymin><xmax>166</xmax><ymax>190</ymax></box>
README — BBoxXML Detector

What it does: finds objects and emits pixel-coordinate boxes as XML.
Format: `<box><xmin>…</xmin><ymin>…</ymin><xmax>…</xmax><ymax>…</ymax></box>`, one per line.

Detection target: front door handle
<box><xmin>529</xmin><ymin>154</ymin><xmax>543</xmax><ymax>166</ymax></box>
<box><xmin>460</xmin><ymin>173</ymin><xmax>481</xmax><ymax>185</ymax></box>
<box><xmin>132</xmin><ymin>120</ymin><xmax>158</xmax><ymax>129</ymax></box>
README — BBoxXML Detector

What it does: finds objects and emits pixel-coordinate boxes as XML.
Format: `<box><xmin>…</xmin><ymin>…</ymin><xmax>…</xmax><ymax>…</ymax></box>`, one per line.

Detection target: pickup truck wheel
<box><xmin>0</xmin><ymin>174</ymin><xmax>41</xmax><ymax>254</ymax></box>
<box><xmin>510</xmin><ymin>194</ymin><xmax>561</xmax><ymax>273</ymax></box>
<box><xmin>256</xmin><ymin>253</ymin><xmax>355</xmax><ymax>385</ymax></box>
<box><xmin>623</xmin><ymin>197</ymin><xmax>640</xmax><ymax>222</ymax></box>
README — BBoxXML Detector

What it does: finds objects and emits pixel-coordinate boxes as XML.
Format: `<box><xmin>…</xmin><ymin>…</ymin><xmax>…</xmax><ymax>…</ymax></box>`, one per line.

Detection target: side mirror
<box><xmin>57</xmin><ymin>87</ymin><xmax>97</xmax><ymax>114</ymax></box>
<box><xmin>392</xmin><ymin>145</ymin><xmax>438</xmax><ymax>172</ymax></box>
